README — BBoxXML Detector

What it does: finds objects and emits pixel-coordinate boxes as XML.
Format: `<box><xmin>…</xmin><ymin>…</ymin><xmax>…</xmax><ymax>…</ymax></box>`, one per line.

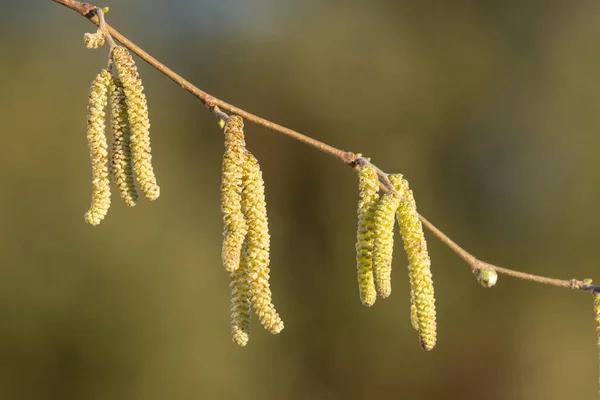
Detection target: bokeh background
<box><xmin>1</xmin><ymin>1</ymin><xmax>600</xmax><ymax>399</ymax></box>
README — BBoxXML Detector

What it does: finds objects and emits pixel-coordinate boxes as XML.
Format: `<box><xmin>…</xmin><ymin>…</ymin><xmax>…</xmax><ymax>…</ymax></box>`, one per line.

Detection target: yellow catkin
<box><xmin>355</xmin><ymin>165</ymin><xmax>379</xmax><ymax>306</ymax></box>
<box><xmin>112</xmin><ymin>46</ymin><xmax>160</xmax><ymax>201</ymax></box>
<box><xmin>84</xmin><ymin>29</ymin><xmax>105</xmax><ymax>49</ymax></box>
<box><xmin>221</xmin><ymin>116</ymin><xmax>248</xmax><ymax>272</ymax></box>
<box><xmin>230</xmin><ymin>242</ymin><xmax>252</xmax><ymax>347</ymax></box>
<box><xmin>396</xmin><ymin>177</ymin><xmax>437</xmax><ymax>351</ymax></box>
<box><xmin>84</xmin><ymin>69</ymin><xmax>112</xmax><ymax>226</ymax></box>
<box><xmin>109</xmin><ymin>74</ymin><xmax>139</xmax><ymax>207</ymax></box>
<box><xmin>372</xmin><ymin>181</ymin><xmax>401</xmax><ymax>298</ymax></box>
<box><xmin>242</xmin><ymin>152</ymin><xmax>284</xmax><ymax>334</ymax></box>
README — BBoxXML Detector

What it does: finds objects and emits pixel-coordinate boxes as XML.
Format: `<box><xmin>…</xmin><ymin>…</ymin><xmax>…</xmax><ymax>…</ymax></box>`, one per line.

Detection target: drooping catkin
<box><xmin>242</xmin><ymin>152</ymin><xmax>284</xmax><ymax>334</ymax></box>
<box><xmin>109</xmin><ymin>75</ymin><xmax>139</xmax><ymax>207</ymax></box>
<box><xmin>84</xmin><ymin>69</ymin><xmax>112</xmax><ymax>226</ymax></box>
<box><xmin>112</xmin><ymin>46</ymin><xmax>160</xmax><ymax>201</ymax></box>
<box><xmin>355</xmin><ymin>165</ymin><xmax>379</xmax><ymax>306</ymax></box>
<box><xmin>221</xmin><ymin>116</ymin><xmax>248</xmax><ymax>272</ymax></box>
<box><xmin>84</xmin><ymin>29</ymin><xmax>105</xmax><ymax>49</ymax></box>
<box><xmin>396</xmin><ymin>176</ymin><xmax>437</xmax><ymax>351</ymax></box>
<box><xmin>372</xmin><ymin>180</ymin><xmax>402</xmax><ymax>298</ymax></box>
<box><xmin>230</xmin><ymin>242</ymin><xmax>252</xmax><ymax>347</ymax></box>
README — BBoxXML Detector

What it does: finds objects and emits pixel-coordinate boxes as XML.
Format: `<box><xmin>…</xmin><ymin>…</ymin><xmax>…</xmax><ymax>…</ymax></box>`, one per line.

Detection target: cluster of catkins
<box><xmin>220</xmin><ymin>115</ymin><xmax>284</xmax><ymax>346</ymax></box>
<box><xmin>84</xmin><ymin>30</ymin><xmax>159</xmax><ymax>225</ymax></box>
<box><xmin>355</xmin><ymin>165</ymin><xmax>437</xmax><ymax>350</ymax></box>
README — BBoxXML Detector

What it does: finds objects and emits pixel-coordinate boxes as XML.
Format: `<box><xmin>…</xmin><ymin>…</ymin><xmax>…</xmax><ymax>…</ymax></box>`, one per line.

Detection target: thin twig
<box><xmin>94</xmin><ymin>7</ymin><xmax>115</xmax><ymax>50</ymax></box>
<box><xmin>51</xmin><ymin>0</ymin><xmax>599</xmax><ymax>295</ymax></box>
<box><xmin>52</xmin><ymin>0</ymin><xmax>354</xmax><ymax>164</ymax></box>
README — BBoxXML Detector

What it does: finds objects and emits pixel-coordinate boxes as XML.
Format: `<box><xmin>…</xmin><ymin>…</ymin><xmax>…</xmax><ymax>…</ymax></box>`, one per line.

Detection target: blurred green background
<box><xmin>1</xmin><ymin>1</ymin><xmax>600</xmax><ymax>399</ymax></box>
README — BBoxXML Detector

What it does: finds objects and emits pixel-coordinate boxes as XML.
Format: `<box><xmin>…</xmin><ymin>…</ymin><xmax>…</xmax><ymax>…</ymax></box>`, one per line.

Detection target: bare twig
<box><xmin>94</xmin><ymin>7</ymin><xmax>115</xmax><ymax>50</ymax></box>
<box><xmin>51</xmin><ymin>0</ymin><xmax>600</xmax><ymax>295</ymax></box>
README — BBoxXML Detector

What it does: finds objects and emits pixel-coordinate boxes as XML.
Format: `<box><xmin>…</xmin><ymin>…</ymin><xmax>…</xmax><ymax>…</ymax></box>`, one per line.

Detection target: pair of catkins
<box><xmin>355</xmin><ymin>165</ymin><xmax>437</xmax><ymax>350</ymax></box>
<box><xmin>85</xmin><ymin>44</ymin><xmax>160</xmax><ymax>225</ymax></box>
<box><xmin>220</xmin><ymin>116</ymin><xmax>284</xmax><ymax>346</ymax></box>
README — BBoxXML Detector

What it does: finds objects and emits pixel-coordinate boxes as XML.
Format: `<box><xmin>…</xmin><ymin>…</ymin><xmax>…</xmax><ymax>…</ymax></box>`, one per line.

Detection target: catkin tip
<box><xmin>230</xmin><ymin>250</ymin><xmax>252</xmax><ymax>346</ymax></box>
<box><xmin>232</xmin><ymin>326</ymin><xmax>250</xmax><ymax>347</ymax></box>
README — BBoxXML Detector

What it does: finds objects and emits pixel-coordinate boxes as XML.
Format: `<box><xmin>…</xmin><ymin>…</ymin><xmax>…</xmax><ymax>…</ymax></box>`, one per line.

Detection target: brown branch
<box><xmin>51</xmin><ymin>0</ymin><xmax>600</xmax><ymax>295</ymax></box>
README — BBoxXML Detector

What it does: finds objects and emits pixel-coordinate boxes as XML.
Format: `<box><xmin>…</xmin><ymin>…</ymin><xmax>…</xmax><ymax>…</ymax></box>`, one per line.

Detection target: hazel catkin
<box><xmin>355</xmin><ymin>165</ymin><xmax>379</xmax><ymax>306</ymax></box>
<box><xmin>372</xmin><ymin>185</ymin><xmax>401</xmax><ymax>299</ymax></box>
<box><xmin>84</xmin><ymin>69</ymin><xmax>112</xmax><ymax>225</ymax></box>
<box><xmin>112</xmin><ymin>46</ymin><xmax>160</xmax><ymax>201</ymax></box>
<box><xmin>242</xmin><ymin>151</ymin><xmax>284</xmax><ymax>334</ymax></box>
<box><xmin>396</xmin><ymin>176</ymin><xmax>437</xmax><ymax>351</ymax></box>
<box><xmin>221</xmin><ymin>116</ymin><xmax>248</xmax><ymax>272</ymax></box>
<box><xmin>109</xmin><ymin>75</ymin><xmax>139</xmax><ymax>207</ymax></box>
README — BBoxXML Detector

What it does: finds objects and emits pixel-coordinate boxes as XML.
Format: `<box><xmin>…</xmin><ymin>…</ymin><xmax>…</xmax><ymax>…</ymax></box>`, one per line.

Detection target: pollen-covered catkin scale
<box><xmin>355</xmin><ymin>165</ymin><xmax>379</xmax><ymax>306</ymax></box>
<box><xmin>372</xmin><ymin>186</ymin><xmax>401</xmax><ymax>298</ymax></box>
<box><xmin>112</xmin><ymin>46</ymin><xmax>160</xmax><ymax>201</ymax></box>
<box><xmin>396</xmin><ymin>176</ymin><xmax>437</xmax><ymax>351</ymax></box>
<box><xmin>230</xmin><ymin>243</ymin><xmax>252</xmax><ymax>346</ymax></box>
<box><xmin>84</xmin><ymin>29</ymin><xmax>105</xmax><ymax>49</ymax></box>
<box><xmin>109</xmin><ymin>75</ymin><xmax>139</xmax><ymax>207</ymax></box>
<box><xmin>84</xmin><ymin>69</ymin><xmax>112</xmax><ymax>226</ymax></box>
<box><xmin>221</xmin><ymin>116</ymin><xmax>248</xmax><ymax>272</ymax></box>
<box><xmin>243</xmin><ymin>152</ymin><xmax>284</xmax><ymax>334</ymax></box>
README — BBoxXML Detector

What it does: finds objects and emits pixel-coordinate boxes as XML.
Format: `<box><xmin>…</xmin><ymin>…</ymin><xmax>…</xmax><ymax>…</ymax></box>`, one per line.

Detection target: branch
<box><xmin>51</xmin><ymin>0</ymin><xmax>600</xmax><ymax>294</ymax></box>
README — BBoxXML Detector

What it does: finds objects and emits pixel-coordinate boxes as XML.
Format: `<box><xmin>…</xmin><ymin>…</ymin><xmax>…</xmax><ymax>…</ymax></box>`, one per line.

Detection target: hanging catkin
<box><xmin>112</xmin><ymin>46</ymin><xmax>160</xmax><ymax>201</ymax></box>
<box><xmin>372</xmin><ymin>175</ymin><xmax>402</xmax><ymax>298</ymax></box>
<box><xmin>355</xmin><ymin>165</ymin><xmax>379</xmax><ymax>306</ymax></box>
<box><xmin>220</xmin><ymin>116</ymin><xmax>248</xmax><ymax>272</ymax></box>
<box><xmin>242</xmin><ymin>151</ymin><xmax>284</xmax><ymax>334</ymax></box>
<box><xmin>396</xmin><ymin>177</ymin><xmax>437</xmax><ymax>351</ymax></box>
<box><xmin>109</xmin><ymin>74</ymin><xmax>139</xmax><ymax>207</ymax></box>
<box><xmin>84</xmin><ymin>69</ymin><xmax>112</xmax><ymax>225</ymax></box>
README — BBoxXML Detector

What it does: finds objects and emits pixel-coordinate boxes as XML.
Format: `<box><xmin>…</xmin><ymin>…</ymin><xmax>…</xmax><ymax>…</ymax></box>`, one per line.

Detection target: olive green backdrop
<box><xmin>1</xmin><ymin>1</ymin><xmax>599</xmax><ymax>399</ymax></box>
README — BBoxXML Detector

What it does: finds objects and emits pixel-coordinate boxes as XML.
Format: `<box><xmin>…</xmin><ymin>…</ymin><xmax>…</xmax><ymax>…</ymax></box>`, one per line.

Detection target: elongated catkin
<box><xmin>84</xmin><ymin>69</ymin><xmax>112</xmax><ymax>225</ymax></box>
<box><xmin>112</xmin><ymin>46</ymin><xmax>160</xmax><ymax>201</ymax></box>
<box><xmin>109</xmin><ymin>75</ymin><xmax>139</xmax><ymax>207</ymax></box>
<box><xmin>242</xmin><ymin>152</ymin><xmax>283</xmax><ymax>334</ymax></box>
<box><xmin>355</xmin><ymin>165</ymin><xmax>379</xmax><ymax>306</ymax></box>
<box><xmin>396</xmin><ymin>177</ymin><xmax>437</xmax><ymax>351</ymax></box>
<box><xmin>221</xmin><ymin>116</ymin><xmax>248</xmax><ymax>272</ymax></box>
<box><xmin>372</xmin><ymin>175</ymin><xmax>402</xmax><ymax>298</ymax></box>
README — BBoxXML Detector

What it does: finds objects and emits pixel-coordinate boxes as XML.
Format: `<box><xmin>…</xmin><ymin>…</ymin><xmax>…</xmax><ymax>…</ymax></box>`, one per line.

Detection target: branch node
<box><xmin>569</xmin><ymin>279</ymin><xmax>580</xmax><ymax>290</ymax></box>
<box><xmin>81</xmin><ymin>3</ymin><xmax>96</xmax><ymax>17</ymax></box>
